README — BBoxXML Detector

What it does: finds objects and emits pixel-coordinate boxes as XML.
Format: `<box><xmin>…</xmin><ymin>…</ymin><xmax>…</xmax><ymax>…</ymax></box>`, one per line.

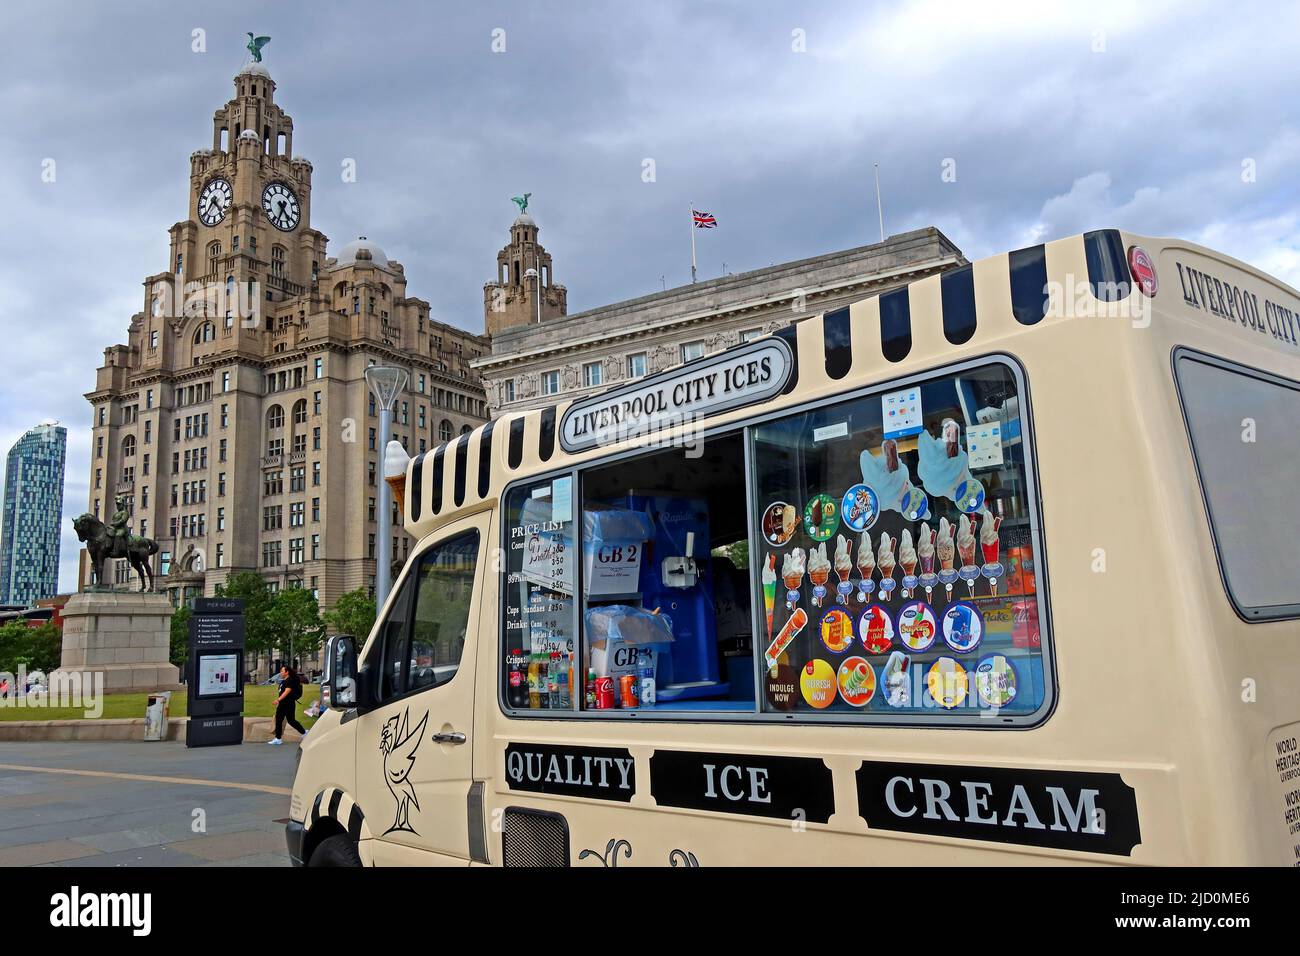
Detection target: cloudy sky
<box><xmin>2</xmin><ymin>0</ymin><xmax>1298</xmax><ymax>594</ymax></box>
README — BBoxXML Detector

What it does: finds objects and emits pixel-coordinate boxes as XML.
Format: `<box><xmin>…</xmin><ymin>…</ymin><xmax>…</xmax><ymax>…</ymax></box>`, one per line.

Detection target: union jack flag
<box><xmin>692</xmin><ymin>209</ymin><xmax>717</xmax><ymax>228</ymax></box>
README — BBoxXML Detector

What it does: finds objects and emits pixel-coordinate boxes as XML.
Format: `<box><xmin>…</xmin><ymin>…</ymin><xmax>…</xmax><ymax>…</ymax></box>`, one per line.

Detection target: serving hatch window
<box><xmin>752</xmin><ymin>360</ymin><xmax>1049</xmax><ymax>721</ymax></box>
<box><xmin>499</xmin><ymin>357</ymin><xmax>1051</xmax><ymax>725</ymax></box>
<box><xmin>1175</xmin><ymin>352</ymin><xmax>1300</xmax><ymax>620</ymax></box>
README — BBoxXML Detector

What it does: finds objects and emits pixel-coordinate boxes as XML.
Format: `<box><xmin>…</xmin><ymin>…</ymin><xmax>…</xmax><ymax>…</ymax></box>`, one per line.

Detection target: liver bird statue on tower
<box><xmin>246</xmin><ymin>33</ymin><xmax>271</xmax><ymax>63</ymax></box>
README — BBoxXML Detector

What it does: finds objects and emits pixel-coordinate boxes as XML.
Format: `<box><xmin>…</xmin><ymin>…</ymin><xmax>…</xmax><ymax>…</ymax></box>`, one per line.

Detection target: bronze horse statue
<box><xmin>72</xmin><ymin>513</ymin><xmax>159</xmax><ymax>592</ymax></box>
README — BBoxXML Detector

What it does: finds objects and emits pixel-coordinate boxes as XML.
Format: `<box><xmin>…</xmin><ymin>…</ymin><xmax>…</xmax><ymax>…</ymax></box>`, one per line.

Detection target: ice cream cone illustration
<box><xmin>958</xmin><ymin>514</ymin><xmax>979</xmax><ymax>597</ymax></box>
<box><xmin>877</xmin><ymin>532</ymin><xmax>897</xmax><ymax>601</ymax></box>
<box><xmin>834</xmin><ymin>535</ymin><xmax>854</xmax><ymax>605</ymax></box>
<box><xmin>856</xmin><ymin>532</ymin><xmax>875</xmax><ymax>603</ymax></box>
<box><xmin>898</xmin><ymin>529</ymin><xmax>918</xmax><ymax>598</ymax></box>
<box><xmin>936</xmin><ymin>517</ymin><xmax>956</xmax><ymax>600</ymax></box>
<box><xmin>383</xmin><ymin>440</ymin><xmax>411</xmax><ymax>514</ymax></box>
<box><xmin>918</xmin><ymin>521</ymin><xmax>937</xmax><ymax>602</ymax></box>
<box><xmin>782</xmin><ymin>548</ymin><xmax>806</xmax><ymax>610</ymax></box>
<box><xmin>808</xmin><ymin>542</ymin><xmax>831</xmax><ymax>608</ymax></box>
<box><xmin>762</xmin><ymin>553</ymin><xmax>777</xmax><ymax>641</ymax></box>
<box><xmin>979</xmin><ymin>507</ymin><xmax>1004</xmax><ymax>596</ymax></box>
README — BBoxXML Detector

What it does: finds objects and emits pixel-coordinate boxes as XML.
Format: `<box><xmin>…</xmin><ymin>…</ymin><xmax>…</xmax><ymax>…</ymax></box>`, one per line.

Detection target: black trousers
<box><xmin>275</xmin><ymin>699</ymin><xmax>306</xmax><ymax>738</ymax></box>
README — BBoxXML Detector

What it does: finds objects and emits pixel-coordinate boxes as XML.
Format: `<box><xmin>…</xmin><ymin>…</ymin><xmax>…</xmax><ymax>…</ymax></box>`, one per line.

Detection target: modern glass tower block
<box><xmin>0</xmin><ymin>421</ymin><xmax>67</xmax><ymax>605</ymax></box>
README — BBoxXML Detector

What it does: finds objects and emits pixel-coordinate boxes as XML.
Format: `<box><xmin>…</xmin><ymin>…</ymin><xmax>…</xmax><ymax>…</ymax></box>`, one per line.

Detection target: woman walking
<box><xmin>269</xmin><ymin>663</ymin><xmax>307</xmax><ymax>745</ymax></box>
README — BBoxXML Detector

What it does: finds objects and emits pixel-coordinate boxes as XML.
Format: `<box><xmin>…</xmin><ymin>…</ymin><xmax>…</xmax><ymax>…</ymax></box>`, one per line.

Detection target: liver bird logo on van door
<box><xmin>379</xmin><ymin>708</ymin><xmax>428</xmax><ymax>835</ymax></box>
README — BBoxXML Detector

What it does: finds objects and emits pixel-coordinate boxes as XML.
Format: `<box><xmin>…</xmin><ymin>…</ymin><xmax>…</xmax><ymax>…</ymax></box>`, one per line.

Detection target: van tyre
<box><xmin>309</xmin><ymin>833</ymin><xmax>362</xmax><ymax>867</ymax></box>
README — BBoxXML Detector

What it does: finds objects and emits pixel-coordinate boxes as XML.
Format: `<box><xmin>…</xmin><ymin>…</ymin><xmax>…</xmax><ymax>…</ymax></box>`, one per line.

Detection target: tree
<box><xmin>169</xmin><ymin>605</ymin><xmax>191</xmax><ymax>671</ymax></box>
<box><xmin>266</xmin><ymin>587</ymin><xmax>326</xmax><ymax>668</ymax></box>
<box><xmin>0</xmin><ymin>621</ymin><xmax>63</xmax><ymax>674</ymax></box>
<box><xmin>215</xmin><ymin>571</ymin><xmax>275</xmax><ymax>657</ymax></box>
<box><xmin>322</xmin><ymin>588</ymin><xmax>376</xmax><ymax>639</ymax></box>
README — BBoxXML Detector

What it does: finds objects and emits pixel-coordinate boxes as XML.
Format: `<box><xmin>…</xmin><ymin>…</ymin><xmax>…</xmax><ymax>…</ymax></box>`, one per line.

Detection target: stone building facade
<box><xmin>85</xmin><ymin>59</ymin><xmax>489</xmax><ymax>618</ymax></box>
<box><xmin>474</xmin><ymin>224</ymin><xmax>966</xmax><ymax>415</ymax></box>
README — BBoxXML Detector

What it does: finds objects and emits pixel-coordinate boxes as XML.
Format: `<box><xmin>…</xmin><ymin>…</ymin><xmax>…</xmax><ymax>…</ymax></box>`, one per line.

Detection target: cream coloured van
<box><xmin>286</xmin><ymin>229</ymin><xmax>1300</xmax><ymax>867</ymax></box>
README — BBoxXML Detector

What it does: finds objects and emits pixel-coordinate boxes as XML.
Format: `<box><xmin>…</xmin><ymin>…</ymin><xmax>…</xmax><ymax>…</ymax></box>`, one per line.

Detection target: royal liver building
<box><xmin>85</xmin><ymin>47</ymin><xmax>489</xmax><ymax>608</ymax></box>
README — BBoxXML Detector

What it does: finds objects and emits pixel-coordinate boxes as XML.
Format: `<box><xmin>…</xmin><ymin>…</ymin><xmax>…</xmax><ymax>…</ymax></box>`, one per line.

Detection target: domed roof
<box><xmin>238</xmin><ymin>128</ymin><xmax>259</xmax><ymax>140</ymax></box>
<box><xmin>513</xmin><ymin>213</ymin><xmax>536</xmax><ymax>227</ymax></box>
<box><xmin>334</xmin><ymin>236</ymin><xmax>389</xmax><ymax>268</ymax></box>
<box><xmin>238</xmin><ymin>61</ymin><xmax>271</xmax><ymax>79</ymax></box>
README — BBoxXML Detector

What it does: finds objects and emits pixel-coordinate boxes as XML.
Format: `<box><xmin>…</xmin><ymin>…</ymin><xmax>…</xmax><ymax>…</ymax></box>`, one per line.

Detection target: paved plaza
<box><xmin>0</xmin><ymin>740</ymin><xmax>298</xmax><ymax>866</ymax></box>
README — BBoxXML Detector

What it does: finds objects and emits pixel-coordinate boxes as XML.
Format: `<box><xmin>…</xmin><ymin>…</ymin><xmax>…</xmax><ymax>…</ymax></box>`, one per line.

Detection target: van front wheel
<box><xmin>309</xmin><ymin>833</ymin><xmax>362</xmax><ymax>867</ymax></box>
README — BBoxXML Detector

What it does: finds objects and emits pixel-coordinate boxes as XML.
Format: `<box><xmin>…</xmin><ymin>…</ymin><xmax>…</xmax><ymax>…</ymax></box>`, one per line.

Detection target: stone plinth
<box><xmin>54</xmin><ymin>592</ymin><xmax>182</xmax><ymax>693</ymax></box>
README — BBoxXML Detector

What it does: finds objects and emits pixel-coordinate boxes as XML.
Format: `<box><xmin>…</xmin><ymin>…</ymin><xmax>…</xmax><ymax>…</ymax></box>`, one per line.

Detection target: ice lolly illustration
<box><xmin>856</xmin><ymin>532</ymin><xmax>875</xmax><ymax>603</ymax></box>
<box><xmin>898</xmin><ymin>529</ymin><xmax>918</xmax><ymax>598</ymax></box>
<box><xmin>877</xmin><ymin>532</ymin><xmax>897</xmax><ymax>601</ymax></box>
<box><xmin>833</xmin><ymin>534</ymin><xmax>854</xmax><ymax>604</ymax></box>
<box><xmin>882</xmin><ymin>650</ymin><xmax>910</xmax><ymax>708</ymax></box>
<box><xmin>762</xmin><ymin>552</ymin><xmax>777</xmax><ymax>640</ymax></box>
<box><xmin>782</xmin><ymin>547</ymin><xmax>806</xmax><ymax>610</ymax></box>
<box><xmin>808</xmin><ymin>542</ymin><xmax>831</xmax><ymax>608</ymax></box>
<box><xmin>916</xmin><ymin>417</ymin><xmax>977</xmax><ymax>503</ymax></box>
<box><xmin>765</xmin><ymin>607</ymin><xmax>809</xmax><ymax>671</ymax></box>
<box><xmin>383</xmin><ymin>440</ymin><xmax>411</xmax><ymax>513</ymax></box>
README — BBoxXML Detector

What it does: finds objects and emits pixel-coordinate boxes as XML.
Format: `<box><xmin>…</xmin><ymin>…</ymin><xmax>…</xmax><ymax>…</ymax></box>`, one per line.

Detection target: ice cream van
<box><xmin>286</xmin><ymin>229</ymin><xmax>1300</xmax><ymax>866</ymax></box>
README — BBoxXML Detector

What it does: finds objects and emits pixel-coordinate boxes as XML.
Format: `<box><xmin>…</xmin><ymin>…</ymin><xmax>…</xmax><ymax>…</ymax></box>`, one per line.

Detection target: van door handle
<box><xmin>432</xmin><ymin>731</ymin><xmax>466</xmax><ymax>745</ymax></box>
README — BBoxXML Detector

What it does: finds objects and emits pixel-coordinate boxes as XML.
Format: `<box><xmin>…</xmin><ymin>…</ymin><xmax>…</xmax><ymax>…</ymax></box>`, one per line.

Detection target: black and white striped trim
<box><xmin>306</xmin><ymin>786</ymin><xmax>370</xmax><ymax>845</ymax></box>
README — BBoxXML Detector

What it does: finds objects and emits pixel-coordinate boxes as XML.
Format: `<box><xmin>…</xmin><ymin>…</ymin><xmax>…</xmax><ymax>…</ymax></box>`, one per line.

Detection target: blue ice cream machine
<box><xmin>610</xmin><ymin>494</ymin><xmax>728</xmax><ymax>702</ymax></box>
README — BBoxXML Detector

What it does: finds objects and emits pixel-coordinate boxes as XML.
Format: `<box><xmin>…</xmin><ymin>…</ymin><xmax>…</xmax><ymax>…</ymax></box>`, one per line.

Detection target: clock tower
<box><xmin>168</xmin><ymin>60</ymin><xmax>326</xmax><ymax>324</ymax></box>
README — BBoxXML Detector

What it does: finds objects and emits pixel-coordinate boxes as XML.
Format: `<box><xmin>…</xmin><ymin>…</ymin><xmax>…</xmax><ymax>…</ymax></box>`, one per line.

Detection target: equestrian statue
<box><xmin>73</xmin><ymin>495</ymin><xmax>160</xmax><ymax>592</ymax></box>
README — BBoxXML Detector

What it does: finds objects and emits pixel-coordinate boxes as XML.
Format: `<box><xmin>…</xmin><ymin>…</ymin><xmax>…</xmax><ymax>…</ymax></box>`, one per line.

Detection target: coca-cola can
<box><xmin>595</xmin><ymin>676</ymin><xmax>615</xmax><ymax>709</ymax></box>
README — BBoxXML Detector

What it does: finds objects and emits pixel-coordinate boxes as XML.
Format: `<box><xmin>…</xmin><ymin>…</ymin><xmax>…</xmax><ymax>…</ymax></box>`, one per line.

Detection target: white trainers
<box><xmin>268</xmin><ymin>738</ymin><xmax>283</xmax><ymax>746</ymax></box>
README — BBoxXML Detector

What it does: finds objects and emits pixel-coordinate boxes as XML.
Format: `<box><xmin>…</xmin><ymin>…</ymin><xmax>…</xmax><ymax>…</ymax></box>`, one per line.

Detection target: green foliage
<box><xmin>266</xmin><ymin>587</ymin><xmax>326</xmax><ymax>665</ymax></box>
<box><xmin>0</xmin><ymin>621</ymin><xmax>63</xmax><ymax>674</ymax></box>
<box><xmin>169</xmin><ymin>605</ymin><xmax>191</xmax><ymax>670</ymax></box>
<box><xmin>322</xmin><ymin>587</ymin><xmax>376</xmax><ymax>639</ymax></box>
<box><xmin>215</xmin><ymin>571</ymin><xmax>275</xmax><ymax>654</ymax></box>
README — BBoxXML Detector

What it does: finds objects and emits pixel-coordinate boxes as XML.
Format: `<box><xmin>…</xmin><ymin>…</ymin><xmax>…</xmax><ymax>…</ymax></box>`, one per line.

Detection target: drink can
<box><xmin>595</xmin><ymin>676</ymin><xmax>615</xmax><ymax>709</ymax></box>
<box><xmin>619</xmin><ymin>674</ymin><xmax>639</xmax><ymax>709</ymax></box>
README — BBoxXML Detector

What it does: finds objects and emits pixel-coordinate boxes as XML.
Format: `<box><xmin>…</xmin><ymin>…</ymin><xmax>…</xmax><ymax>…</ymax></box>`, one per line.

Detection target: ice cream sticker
<box><xmin>819</xmin><ymin>608</ymin><xmax>855</xmax><ymax>654</ymax></box>
<box><xmin>897</xmin><ymin>600</ymin><xmax>938</xmax><ymax>652</ymax></box>
<box><xmin>858</xmin><ymin>604</ymin><xmax>895</xmax><ymax>655</ymax></box>
<box><xmin>916</xmin><ymin>418</ymin><xmax>985</xmax><ymax>513</ymax></box>
<box><xmin>761</xmin><ymin>501</ymin><xmax>798</xmax><ymax>547</ymax></box>
<box><xmin>808</xmin><ymin>542</ymin><xmax>831</xmax><ymax>608</ymax></box>
<box><xmin>898</xmin><ymin>529</ymin><xmax>918</xmax><ymax>599</ymax></box>
<box><xmin>917</xmin><ymin>521</ymin><xmax>938</xmax><ymax>603</ymax></box>
<box><xmin>761</xmin><ymin>553</ymin><xmax>777</xmax><ymax>642</ymax></box>
<box><xmin>881</xmin><ymin>651</ymin><xmax>910</xmax><ymax>707</ymax></box>
<box><xmin>840</xmin><ymin>483</ymin><xmax>879</xmax><ymax>533</ymax></box>
<box><xmin>859</xmin><ymin>439</ymin><xmax>930</xmax><ymax>520</ymax></box>
<box><xmin>942</xmin><ymin>601</ymin><xmax>984</xmax><ymax>653</ymax></box>
<box><xmin>800</xmin><ymin>658</ymin><xmax>837</xmax><ymax>709</ymax></box>
<box><xmin>978</xmin><ymin>508</ymin><xmax>1004</xmax><ymax>596</ymax></box>
<box><xmin>974</xmin><ymin>654</ymin><xmax>1019</xmax><ymax>708</ymax></box>
<box><xmin>837</xmin><ymin>656</ymin><xmax>877</xmax><ymax>707</ymax></box>
<box><xmin>876</xmin><ymin>532</ymin><xmax>897</xmax><ymax>601</ymax></box>
<box><xmin>956</xmin><ymin>514</ymin><xmax>981</xmax><ymax>598</ymax></box>
<box><xmin>833</xmin><ymin>534</ymin><xmax>854</xmax><ymax>605</ymax></box>
<box><xmin>781</xmin><ymin>548</ymin><xmax>805</xmax><ymax>610</ymax></box>
<box><xmin>803</xmin><ymin>494</ymin><xmax>839</xmax><ymax>542</ymax></box>
<box><xmin>855</xmin><ymin>532</ymin><xmax>876</xmax><ymax>603</ymax></box>
<box><xmin>765</xmin><ymin>606</ymin><xmax>808</xmax><ymax>671</ymax></box>
<box><xmin>936</xmin><ymin>517</ymin><xmax>958</xmax><ymax>601</ymax></box>
<box><xmin>927</xmin><ymin>657</ymin><xmax>969</xmax><ymax>709</ymax></box>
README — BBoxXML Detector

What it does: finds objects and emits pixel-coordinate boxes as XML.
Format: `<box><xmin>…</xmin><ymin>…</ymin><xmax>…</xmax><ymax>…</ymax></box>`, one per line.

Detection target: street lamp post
<box><xmin>364</xmin><ymin>364</ymin><xmax>409</xmax><ymax>605</ymax></box>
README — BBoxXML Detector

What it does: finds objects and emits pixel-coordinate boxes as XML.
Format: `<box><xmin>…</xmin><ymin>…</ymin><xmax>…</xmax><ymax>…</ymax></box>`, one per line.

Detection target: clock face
<box><xmin>197</xmin><ymin>178</ymin><xmax>233</xmax><ymax>226</ymax></box>
<box><xmin>262</xmin><ymin>182</ymin><xmax>301</xmax><ymax>232</ymax></box>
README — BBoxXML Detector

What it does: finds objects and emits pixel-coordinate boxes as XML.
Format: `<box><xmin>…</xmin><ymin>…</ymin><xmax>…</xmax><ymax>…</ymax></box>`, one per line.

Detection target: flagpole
<box><xmin>874</xmin><ymin>164</ymin><xmax>885</xmax><ymax>242</ymax></box>
<box><xmin>689</xmin><ymin>203</ymin><xmax>698</xmax><ymax>283</ymax></box>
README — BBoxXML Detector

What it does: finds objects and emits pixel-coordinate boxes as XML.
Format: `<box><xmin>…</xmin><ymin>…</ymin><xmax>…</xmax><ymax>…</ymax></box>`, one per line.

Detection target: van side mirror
<box><xmin>322</xmin><ymin>634</ymin><xmax>364</xmax><ymax>712</ymax></box>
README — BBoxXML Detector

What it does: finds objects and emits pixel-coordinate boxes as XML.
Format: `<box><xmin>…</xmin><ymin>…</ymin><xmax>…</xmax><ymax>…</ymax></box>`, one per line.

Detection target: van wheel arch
<box><xmin>303</xmin><ymin>820</ymin><xmax>360</xmax><ymax>866</ymax></box>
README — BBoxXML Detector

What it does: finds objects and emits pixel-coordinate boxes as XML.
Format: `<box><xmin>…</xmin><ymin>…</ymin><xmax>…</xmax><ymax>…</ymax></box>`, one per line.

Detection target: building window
<box><xmin>310</xmin><ymin>534</ymin><xmax>320</xmax><ymax>560</ymax></box>
<box><xmin>262</xmin><ymin>540</ymin><xmax>282</xmax><ymax>568</ymax></box>
<box><xmin>740</xmin><ymin>327</ymin><xmax>764</xmax><ymax>343</ymax></box>
<box><xmin>627</xmin><ymin>353</ymin><xmax>647</xmax><ymax>378</ymax></box>
<box><xmin>122</xmin><ymin>435</ymin><xmax>135</xmax><ymax>457</ymax></box>
<box><xmin>368</xmin><ymin>497</ymin><xmax>376</xmax><ymax>522</ymax></box>
<box><xmin>142</xmin><ymin>454</ymin><xmax>150</xmax><ymax>476</ymax></box>
<box><xmin>290</xmin><ymin>466</ymin><xmax>306</xmax><ymax>492</ymax></box>
<box><xmin>583</xmin><ymin>362</ymin><xmax>603</xmax><ymax>388</ymax></box>
<box><xmin>439</xmin><ymin>419</ymin><xmax>453</xmax><ymax>443</ymax></box>
<box><xmin>367</xmin><ymin>461</ymin><xmax>376</xmax><ymax>487</ymax></box>
<box><xmin>271</xmin><ymin>245</ymin><xmax>285</xmax><ymax>278</ymax></box>
<box><xmin>313</xmin><ymin>391</ymin><xmax>321</xmax><ymax>415</ymax></box>
<box><xmin>144</xmin><ymin>421</ymin><xmax>152</xmax><ymax>445</ymax></box>
<box><xmin>312</xmin><ymin>426</ymin><xmax>321</xmax><ymax>450</ymax></box>
<box><xmin>681</xmin><ymin>340</ymin><xmax>705</xmax><ymax>363</ymax></box>
<box><xmin>311</xmin><ymin>497</ymin><xmax>320</xmax><ymax>522</ymax></box>
<box><xmin>368</xmin><ymin>428</ymin><xmax>376</xmax><ymax>451</ymax></box>
<box><xmin>312</xmin><ymin>462</ymin><xmax>321</xmax><ymax>486</ymax></box>
<box><xmin>264</xmin><ymin>470</ymin><xmax>283</xmax><ymax>496</ymax></box>
<box><xmin>217</xmin><ymin>507</ymin><xmax>225</xmax><ymax>531</ymax></box>
<box><xmin>218</xmin><ymin>472</ymin><xmax>226</xmax><ymax>496</ymax></box>
<box><xmin>219</xmin><ymin>438</ymin><xmax>227</xmax><ymax>462</ymax></box>
<box><xmin>267</xmin><ymin>404</ymin><xmax>284</xmax><ymax>430</ymax></box>
<box><xmin>542</xmin><ymin>370</ymin><xmax>560</xmax><ymax>395</ymax></box>
<box><xmin>504</xmin><ymin>380</ymin><xmax>515</xmax><ymax>403</ymax></box>
<box><xmin>293</xmin><ymin>400</ymin><xmax>307</xmax><ymax>425</ymax></box>
<box><xmin>289</xmin><ymin>537</ymin><xmax>304</xmax><ymax>564</ymax></box>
